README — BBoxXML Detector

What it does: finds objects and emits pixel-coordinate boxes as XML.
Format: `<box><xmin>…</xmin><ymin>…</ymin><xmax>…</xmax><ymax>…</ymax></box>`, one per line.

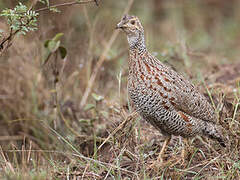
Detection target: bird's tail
<box><xmin>202</xmin><ymin>122</ymin><xmax>226</xmax><ymax>147</ymax></box>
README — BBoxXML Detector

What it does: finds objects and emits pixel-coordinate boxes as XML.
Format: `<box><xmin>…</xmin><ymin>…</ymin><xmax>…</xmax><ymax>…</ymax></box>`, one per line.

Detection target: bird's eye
<box><xmin>130</xmin><ymin>20</ymin><xmax>135</xmax><ymax>25</ymax></box>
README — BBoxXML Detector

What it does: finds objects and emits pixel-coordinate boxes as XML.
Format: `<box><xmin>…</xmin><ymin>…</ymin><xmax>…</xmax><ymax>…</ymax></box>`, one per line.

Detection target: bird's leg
<box><xmin>172</xmin><ymin>138</ymin><xmax>188</xmax><ymax>167</ymax></box>
<box><xmin>157</xmin><ymin>136</ymin><xmax>171</xmax><ymax>162</ymax></box>
<box><xmin>169</xmin><ymin>138</ymin><xmax>188</xmax><ymax>167</ymax></box>
<box><xmin>149</xmin><ymin>136</ymin><xmax>171</xmax><ymax>169</ymax></box>
<box><xmin>180</xmin><ymin>138</ymin><xmax>188</xmax><ymax>165</ymax></box>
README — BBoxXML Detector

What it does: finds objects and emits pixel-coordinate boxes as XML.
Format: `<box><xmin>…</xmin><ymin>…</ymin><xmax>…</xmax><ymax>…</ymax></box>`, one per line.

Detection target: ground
<box><xmin>0</xmin><ymin>0</ymin><xmax>239</xmax><ymax>179</ymax></box>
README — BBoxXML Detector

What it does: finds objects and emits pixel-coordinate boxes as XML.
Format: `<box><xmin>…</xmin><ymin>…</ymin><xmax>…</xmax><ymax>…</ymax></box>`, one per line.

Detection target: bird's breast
<box><xmin>128</xmin><ymin>73</ymin><xmax>174</xmax><ymax>116</ymax></box>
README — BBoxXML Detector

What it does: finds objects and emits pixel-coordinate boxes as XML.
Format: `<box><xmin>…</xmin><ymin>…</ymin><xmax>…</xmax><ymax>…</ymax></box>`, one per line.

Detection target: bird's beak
<box><xmin>116</xmin><ymin>21</ymin><xmax>125</xmax><ymax>29</ymax></box>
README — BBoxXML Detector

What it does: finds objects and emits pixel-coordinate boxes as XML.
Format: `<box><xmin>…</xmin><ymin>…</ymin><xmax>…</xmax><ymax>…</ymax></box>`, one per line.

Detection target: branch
<box><xmin>35</xmin><ymin>0</ymin><xmax>99</xmax><ymax>13</ymax></box>
<box><xmin>0</xmin><ymin>28</ymin><xmax>22</xmax><ymax>56</ymax></box>
<box><xmin>0</xmin><ymin>17</ymin><xmax>34</xmax><ymax>56</ymax></box>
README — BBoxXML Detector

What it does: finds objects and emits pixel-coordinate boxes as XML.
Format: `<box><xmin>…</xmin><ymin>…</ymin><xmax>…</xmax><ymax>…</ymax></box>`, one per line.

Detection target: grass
<box><xmin>0</xmin><ymin>0</ymin><xmax>240</xmax><ymax>179</ymax></box>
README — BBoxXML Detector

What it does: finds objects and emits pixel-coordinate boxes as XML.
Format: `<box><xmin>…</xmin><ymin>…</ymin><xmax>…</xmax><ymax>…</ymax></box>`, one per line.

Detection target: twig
<box><xmin>3</xmin><ymin>149</ymin><xmax>139</xmax><ymax>178</ymax></box>
<box><xmin>0</xmin><ymin>28</ymin><xmax>19</xmax><ymax>55</ymax></box>
<box><xmin>40</xmin><ymin>121</ymin><xmax>139</xmax><ymax>178</ymax></box>
<box><xmin>92</xmin><ymin>111</ymin><xmax>138</xmax><ymax>158</ymax></box>
<box><xmin>35</xmin><ymin>0</ymin><xmax>99</xmax><ymax>13</ymax></box>
<box><xmin>80</xmin><ymin>0</ymin><xmax>134</xmax><ymax>108</ymax></box>
<box><xmin>193</xmin><ymin>156</ymin><xmax>220</xmax><ymax>179</ymax></box>
<box><xmin>0</xmin><ymin>16</ymin><xmax>34</xmax><ymax>56</ymax></box>
<box><xmin>0</xmin><ymin>146</ymin><xmax>15</xmax><ymax>174</ymax></box>
<box><xmin>72</xmin><ymin>153</ymin><xmax>139</xmax><ymax>178</ymax></box>
<box><xmin>81</xmin><ymin>163</ymin><xmax>90</xmax><ymax>180</ymax></box>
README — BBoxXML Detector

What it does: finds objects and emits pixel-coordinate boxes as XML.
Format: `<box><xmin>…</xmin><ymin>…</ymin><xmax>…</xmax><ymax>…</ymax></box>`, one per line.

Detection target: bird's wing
<box><xmin>165</xmin><ymin>66</ymin><xmax>217</xmax><ymax>123</ymax></box>
<box><xmin>146</xmin><ymin>53</ymin><xmax>217</xmax><ymax>123</ymax></box>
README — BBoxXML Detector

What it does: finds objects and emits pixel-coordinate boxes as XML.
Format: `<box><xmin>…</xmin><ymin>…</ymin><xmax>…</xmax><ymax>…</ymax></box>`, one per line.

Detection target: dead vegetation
<box><xmin>0</xmin><ymin>0</ymin><xmax>239</xmax><ymax>179</ymax></box>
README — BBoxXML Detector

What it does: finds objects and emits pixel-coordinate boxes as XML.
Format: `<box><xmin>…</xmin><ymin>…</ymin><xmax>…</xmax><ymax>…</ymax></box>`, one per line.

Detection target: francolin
<box><xmin>116</xmin><ymin>15</ymin><xmax>226</xmax><ymax>165</ymax></box>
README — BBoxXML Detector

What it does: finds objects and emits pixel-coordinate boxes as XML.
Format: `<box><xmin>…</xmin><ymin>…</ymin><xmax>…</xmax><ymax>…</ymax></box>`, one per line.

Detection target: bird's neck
<box><xmin>128</xmin><ymin>34</ymin><xmax>147</xmax><ymax>75</ymax></box>
<box><xmin>127</xmin><ymin>32</ymin><xmax>146</xmax><ymax>54</ymax></box>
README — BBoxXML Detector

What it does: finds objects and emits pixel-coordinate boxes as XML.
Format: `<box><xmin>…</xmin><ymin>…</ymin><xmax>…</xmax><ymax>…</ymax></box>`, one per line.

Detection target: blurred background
<box><xmin>0</xmin><ymin>0</ymin><xmax>239</xmax><ymax>178</ymax></box>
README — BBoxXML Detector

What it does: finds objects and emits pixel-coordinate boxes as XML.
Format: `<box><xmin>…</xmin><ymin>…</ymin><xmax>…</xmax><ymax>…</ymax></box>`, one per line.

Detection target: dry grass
<box><xmin>0</xmin><ymin>0</ymin><xmax>239</xmax><ymax>179</ymax></box>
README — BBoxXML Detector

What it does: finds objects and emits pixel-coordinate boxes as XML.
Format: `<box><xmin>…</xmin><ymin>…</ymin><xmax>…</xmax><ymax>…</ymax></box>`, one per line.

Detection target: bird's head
<box><xmin>116</xmin><ymin>15</ymin><xmax>145</xmax><ymax>48</ymax></box>
<box><xmin>116</xmin><ymin>14</ymin><xmax>144</xmax><ymax>35</ymax></box>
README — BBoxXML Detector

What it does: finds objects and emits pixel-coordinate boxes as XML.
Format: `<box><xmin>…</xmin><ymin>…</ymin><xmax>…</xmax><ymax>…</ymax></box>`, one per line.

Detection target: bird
<box><xmin>116</xmin><ymin>14</ymin><xmax>226</xmax><ymax>165</ymax></box>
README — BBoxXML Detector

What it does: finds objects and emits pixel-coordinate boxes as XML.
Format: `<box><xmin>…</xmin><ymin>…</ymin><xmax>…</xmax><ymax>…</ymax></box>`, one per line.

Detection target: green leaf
<box><xmin>52</xmin><ymin>33</ymin><xmax>64</xmax><ymax>42</ymax></box>
<box><xmin>0</xmin><ymin>2</ymin><xmax>38</xmax><ymax>35</ymax></box>
<box><xmin>48</xmin><ymin>40</ymin><xmax>60</xmax><ymax>52</ymax></box>
<box><xmin>91</xmin><ymin>93</ymin><xmax>104</xmax><ymax>101</ymax></box>
<box><xmin>44</xmin><ymin>40</ymin><xmax>50</xmax><ymax>47</ymax></box>
<box><xmin>42</xmin><ymin>51</ymin><xmax>51</xmax><ymax>65</ymax></box>
<box><xmin>58</xmin><ymin>46</ymin><xmax>67</xmax><ymax>59</ymax></box>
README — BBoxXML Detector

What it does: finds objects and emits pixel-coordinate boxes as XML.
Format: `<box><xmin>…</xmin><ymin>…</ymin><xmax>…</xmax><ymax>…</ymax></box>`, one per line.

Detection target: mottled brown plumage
<box><xmin>116</xmin><ymin>15</ymin><xmax>225</xmax><ymax>158</ymax></box>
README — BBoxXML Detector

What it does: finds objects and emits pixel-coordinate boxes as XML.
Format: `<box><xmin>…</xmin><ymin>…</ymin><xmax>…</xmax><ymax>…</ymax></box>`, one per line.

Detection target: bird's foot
<box><xmin>170</xmin><ymin>156</ymin><xmax>185</xmax><ymax>167</ymax></box>
<box><xmin>169</xmin><ymin>148</ymin><xmax>187</xmax><ymax>167</ymax></box>
<box><xmin>147</xmin><ymin>158</ymin><xmax>164</xmax><ymax>171</ymax></box>
<box><xmin>148</xmin><ymin>156</ymin><xmax>177</xmax><ymax>171</ymax></box>
<box><xmin>147</xmin><ymin>136</ymin><xmax>172</xmax><ymax>171</ymax></box>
